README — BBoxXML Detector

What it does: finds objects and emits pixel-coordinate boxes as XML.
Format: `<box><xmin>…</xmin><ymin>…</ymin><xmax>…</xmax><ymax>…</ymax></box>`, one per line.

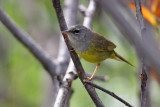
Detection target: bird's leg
<box><xmin>87</xmin><ymin>64</ymin><xmax>100</xmax><ymax>81</ymax></box>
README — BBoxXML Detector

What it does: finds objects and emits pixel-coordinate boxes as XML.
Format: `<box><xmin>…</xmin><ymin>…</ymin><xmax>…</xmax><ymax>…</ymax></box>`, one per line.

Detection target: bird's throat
<box><xmin>69</xmin><ymin>36</ymin><xmax>91</xmax><ymax>53</ymax></box>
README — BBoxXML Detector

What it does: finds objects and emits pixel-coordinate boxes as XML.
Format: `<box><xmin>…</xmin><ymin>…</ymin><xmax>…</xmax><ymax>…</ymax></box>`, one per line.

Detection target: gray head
<box><xmin>62</xmin><ymin>25</ymin><xmax>92</xmax><ymax>40</ymax></box>
<box><xmin>62</xmin><ymin>25</ymin><xmax>92</xmax><ymax>52</ymax></box>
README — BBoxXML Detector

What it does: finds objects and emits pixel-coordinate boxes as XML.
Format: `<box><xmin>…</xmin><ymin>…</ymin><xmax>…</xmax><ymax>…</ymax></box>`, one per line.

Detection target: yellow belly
<box><xmin>77</xmin><ymin>47</ymin><xmax>112</xmax><ymax>63</ymax></box>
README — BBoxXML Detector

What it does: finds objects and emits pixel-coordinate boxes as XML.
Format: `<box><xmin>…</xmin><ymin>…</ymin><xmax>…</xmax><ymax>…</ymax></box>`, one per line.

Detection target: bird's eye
<box><xmin>74</xmin><ymin>29</ymin><xmax>80</xmax><ymax>34</ymax></box>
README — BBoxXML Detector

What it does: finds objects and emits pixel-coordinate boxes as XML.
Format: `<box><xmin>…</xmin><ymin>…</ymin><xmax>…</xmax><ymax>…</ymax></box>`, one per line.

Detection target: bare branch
<box><xmin>79</xmin><ymin>5</ymin><xmax>87</xmax><ymax>16</ymax></box>
<box><xmin>54</xmin><ymin>0</ymin><xmax>79</xmax><ymax>106</ymax></box>
<box><xmin>0</xmin><ymin>7</ymin><xmax>72</xmax><ymax>106</ymax></box>
<box><xmin>56</xmin><ymin>37</ymin><xmax>70</xmax><ymax>75</ymax></box>
<box><xmin>54</xmin><ymin>60</ymin><xmax>77</xmax><ymax>107</ymax></box>
<box><xmin>85</xmin><ymin>80</ymin><xmax>133</xmax><ymax>107</ymax></box>
<box><xmin>134</xmin><ymin>0</ymin><xmax>150</xmax><ymax>106</ymax></box>
<box><xmin>140</xmin><ymin>65</ymin><xmax>148</xmax><ymax>107</ymax></box>
<box><xmin>0</xmin><ymin>7</ymin><xmax>58</xmax><ymax>77</ymax></box>
<box><xmin>83</xmin><ymin>0</ymin><xmax>96</xmax><ymax>28</ymax></box>
<box><xmin>64</xmin><ymin>0</ymin><xmax>79</xmax><ymax>27</ymax></box>
<box><xmin>134</xmin><ymin>0</ymin><xmax>145</xmax><ymax>31</ymax></box>
<box><xmin>52</xmin><ymin>0</ymin><xmax>105</xmax><ymax>106</ymax></box>
<box><xmin>64</xmin><ymin>88</ymin><xmax>73</xmax><ymax>107</ymax></box>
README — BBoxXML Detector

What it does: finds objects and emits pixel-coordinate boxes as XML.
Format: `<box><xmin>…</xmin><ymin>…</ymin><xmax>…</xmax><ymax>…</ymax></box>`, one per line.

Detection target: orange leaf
<box><xmin>152</xmin><ymin>0</ymin><xmax>160</xmax><ymax>20</ymax></box>
<box><xmin>129</xmin><ymin>3</ymin><xmax>157</xmax><ymax>26</ymax></box>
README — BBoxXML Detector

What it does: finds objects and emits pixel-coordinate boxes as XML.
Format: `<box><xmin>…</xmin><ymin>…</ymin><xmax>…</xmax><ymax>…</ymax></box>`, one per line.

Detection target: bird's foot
<box><xmin>87</xmin><ymin>77</ymin><xmax>93</xmax><ymax>81</ymax></box>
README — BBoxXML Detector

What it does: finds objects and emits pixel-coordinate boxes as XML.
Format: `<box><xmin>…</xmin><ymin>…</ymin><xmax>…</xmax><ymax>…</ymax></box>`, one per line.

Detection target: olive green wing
<box><xmin>91</xmin><ymin>32</ymin><xmax>116</xmax><ymax>51</ymax></box>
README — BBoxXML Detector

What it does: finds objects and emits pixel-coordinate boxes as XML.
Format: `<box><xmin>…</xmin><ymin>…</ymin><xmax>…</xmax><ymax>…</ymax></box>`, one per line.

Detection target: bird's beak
<box><xmin>61</xmin><ymin>30</ymin><xmax>70</xmax><ymax>35</ymax></box>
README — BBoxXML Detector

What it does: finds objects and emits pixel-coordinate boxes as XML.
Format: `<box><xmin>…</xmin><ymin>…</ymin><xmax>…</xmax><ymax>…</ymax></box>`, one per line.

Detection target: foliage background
<box><xmin>0</xmin><ymin>0</ymin><xmax>159</xmax><ymax>107</ymax></box>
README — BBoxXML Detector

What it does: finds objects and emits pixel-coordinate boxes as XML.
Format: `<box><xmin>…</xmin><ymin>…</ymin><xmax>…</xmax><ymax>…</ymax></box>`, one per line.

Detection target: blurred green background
<box><xmin>0</xmin><ymin>0</ymin><xmax>160</xmax><ymax>107</ymax></box>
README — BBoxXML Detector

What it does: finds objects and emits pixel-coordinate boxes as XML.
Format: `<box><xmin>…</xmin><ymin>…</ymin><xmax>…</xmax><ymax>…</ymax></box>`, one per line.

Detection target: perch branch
<box><xmin>52</xmin><ymin>0</ymin><xmax>105</xmax><ymax>106</ymax></box>
<box><xmin>85</xmin><ymin>80</ymin><xmax>133</xmax><ymax>107</ymax></box>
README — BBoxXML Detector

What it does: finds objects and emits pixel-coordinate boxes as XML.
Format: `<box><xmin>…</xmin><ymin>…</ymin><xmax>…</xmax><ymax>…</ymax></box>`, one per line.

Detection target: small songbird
<box><xmin>62</xmin><ymin>25</ymin><xmax>133</xmax><ymax>80</ymax></box>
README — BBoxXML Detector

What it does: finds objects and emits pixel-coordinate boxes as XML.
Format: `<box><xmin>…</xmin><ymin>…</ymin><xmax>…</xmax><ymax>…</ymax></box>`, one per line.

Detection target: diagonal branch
<box><xmin>0</xmin><ymin>7</ymin><xmax>58</xmax><ymax>77</ymax></box>
<box><xmin>54</xmin><ymin>0</ymin><xmax>99</xmax><ymax>106</ymax></box>
<box><xmin>54</xmin><ymin>60</ymin><xmax>77</xmax><ymax>107</ymax></box>
<box><xmin>85</xmin><ymin>80</ymin><xmax>133</xmax><ymax>107</ymax></box>
<box><xmin>0</xmin><ymin>6</ymin><xmax>71</xmax><ymax>106</ymax></box>
<box><xmin>53</xmin><ymin>0</ymin><xmax>79</xmax><ymax>106</ymax></box>
<box><xmin>52</xmin><ymin>0</ymin><xmax>105</xmax><ymax>106</ymax></box>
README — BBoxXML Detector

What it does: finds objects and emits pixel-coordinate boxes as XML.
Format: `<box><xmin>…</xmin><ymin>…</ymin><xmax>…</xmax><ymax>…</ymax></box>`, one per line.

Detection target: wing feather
<box><xmin>91</xmin><ymin>32</ymin><xmax>116</xmax><ymax>51</ymax></box>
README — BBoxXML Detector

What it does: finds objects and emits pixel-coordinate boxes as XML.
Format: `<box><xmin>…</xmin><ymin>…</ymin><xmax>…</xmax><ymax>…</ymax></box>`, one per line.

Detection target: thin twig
<box><xmin>0</xmin><ymin>7</ymin><xmax>58</xmax><ymax>77</ymax></box>
<box><xmin>85</xmin><ymin>80</ymin><xmax>133</xmax><ymax>107</ymax></box>
<box><xmin>83</xmin><ymin>0</ymin><xmax>96</xmax><ymax>28</ymax></box>
<box><xmin>52</xmin><ymin>0</ymin><xmax>105</xmax><ymax>106</ymax></box>
<box><xmin>79</xmin><ymin>5</ymin><xmax>87</xmax><ymax>16</ymax></box>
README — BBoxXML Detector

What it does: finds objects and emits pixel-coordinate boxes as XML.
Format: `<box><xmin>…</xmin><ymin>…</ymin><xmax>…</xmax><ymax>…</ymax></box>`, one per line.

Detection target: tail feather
<box><xmin>111</xmin><ymin>51</ymin><xmax>134</xmax><ymax>67</ymax></box>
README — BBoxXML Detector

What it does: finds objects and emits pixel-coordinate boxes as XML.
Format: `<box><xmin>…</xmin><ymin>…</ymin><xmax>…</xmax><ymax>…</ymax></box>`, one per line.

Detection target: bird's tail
<box><xmin>110</xmin><ymin>51</ymin><xmax>134</xmax><ymax>67</ymax></box>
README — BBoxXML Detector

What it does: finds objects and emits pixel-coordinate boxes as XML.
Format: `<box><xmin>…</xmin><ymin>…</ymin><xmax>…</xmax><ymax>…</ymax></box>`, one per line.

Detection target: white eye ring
<box><xmin>74</xmin><ymin>30</ymin><xmax>80</xmax><ymax>34</ymax></box>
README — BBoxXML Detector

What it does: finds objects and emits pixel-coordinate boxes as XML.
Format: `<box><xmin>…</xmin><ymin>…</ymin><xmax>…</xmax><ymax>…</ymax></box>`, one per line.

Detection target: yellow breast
<box><xmin>77</xmin><ymin>46</ymin><xmax>112</xmax><ymax>63</ymax></box>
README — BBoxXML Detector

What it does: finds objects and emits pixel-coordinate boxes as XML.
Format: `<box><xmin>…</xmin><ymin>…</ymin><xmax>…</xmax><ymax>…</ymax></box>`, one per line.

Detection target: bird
<box><xmin>62</xmin><ymin>25</ymin><xmax>133</xmax><ymax>80</ymax></box>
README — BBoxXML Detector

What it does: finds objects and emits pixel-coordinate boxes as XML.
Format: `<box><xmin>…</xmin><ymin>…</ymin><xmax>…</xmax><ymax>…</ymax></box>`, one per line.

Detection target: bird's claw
<box><xmin>87</xmin><ymin>77</ymin><xmax>93</xmax><ymax>81</ymax></box>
